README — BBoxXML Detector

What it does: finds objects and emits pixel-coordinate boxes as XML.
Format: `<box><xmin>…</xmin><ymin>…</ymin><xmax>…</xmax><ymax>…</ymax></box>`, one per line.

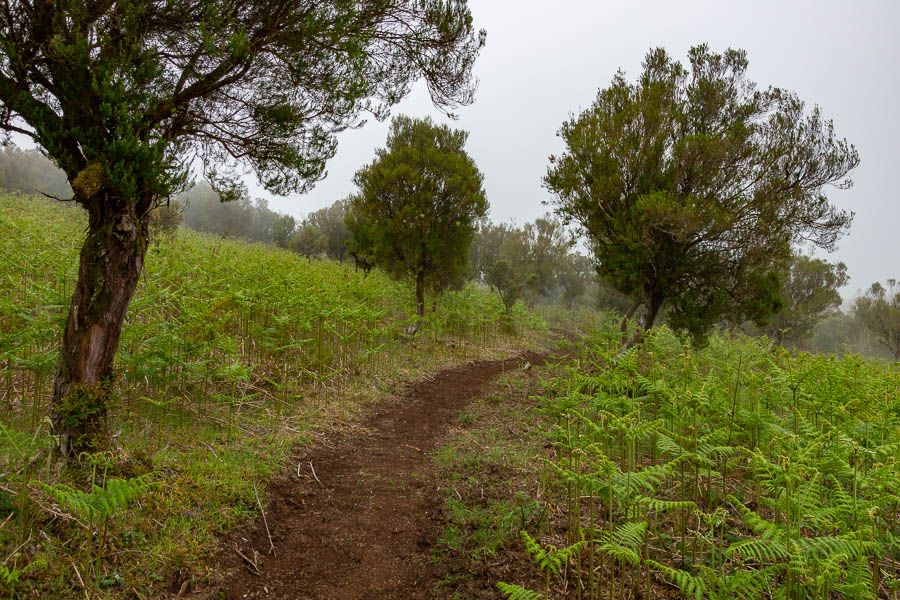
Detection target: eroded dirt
<box><xmin>201</xmin><ymin>350</ymin><xmax>547</xmax><ymax>600</ymax></box>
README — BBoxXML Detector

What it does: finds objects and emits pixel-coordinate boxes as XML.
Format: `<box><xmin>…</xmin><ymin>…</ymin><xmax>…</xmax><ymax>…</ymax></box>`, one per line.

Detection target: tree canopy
<box><xmin>765</xmin><ymin>253</ymin><xmax>848</xmax><ymax>347</ymax></box>
<box><xmin>854</xmin><ymin>279</ymin><xmax>900</xmax><ymax>360</ymax></box>
<box><xmin>544</xmin><ymin>45</ymin><xmax>858</xmax><ymax>347</ymax></box>
<box><xmin>347</xmin><ymin>115</ymin><xmax>487</xmax><ymax>317</ymax></box>
<box><xmin>0</xmin><ymin>1</ymin><xmax>485</xmax><ymax>203</ymax></box>
<box><xmin>485</xmin><ymin>259</ymin><xmax>520</xmax><ymax>315</ymax></box>
<box><xmin>304</xmin><ymin>199</ymin><xmax>352</xmax><ymax>262</ymax></box>
<box><xmin>0</xmin><ymin>0</ymin><xmax>485</xmax><ymax>456</ymax></box>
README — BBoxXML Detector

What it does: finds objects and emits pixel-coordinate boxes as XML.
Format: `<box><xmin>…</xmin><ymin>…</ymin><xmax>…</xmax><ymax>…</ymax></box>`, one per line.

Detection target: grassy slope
<box><xmin>0</xmin><ymin>194</ymin><xmax>551</xmax><ymax>598</ymax></box>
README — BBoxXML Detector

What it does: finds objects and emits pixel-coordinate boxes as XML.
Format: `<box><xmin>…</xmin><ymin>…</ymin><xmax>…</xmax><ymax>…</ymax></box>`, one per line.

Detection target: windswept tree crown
<box><xmin>0</xmin><ymin>0</ymin><xmax>486</xmax><ymax>211</ymax></box>
<box><xmin>545</xmin><ymin>44</ymin><xmax>859</xmax><ymax>344</ymax></box>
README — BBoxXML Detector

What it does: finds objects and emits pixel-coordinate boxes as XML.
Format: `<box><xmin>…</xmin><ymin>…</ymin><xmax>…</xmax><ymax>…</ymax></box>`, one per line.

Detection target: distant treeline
<box><xmin>0</xmin><ymin>145</ymin><xmax>894</xmax><ymax>360</ymax></box>
<box><xmin>0</xmin><ymin>145</ymin><xmax>72</xmax><ymax>199</ymax></box>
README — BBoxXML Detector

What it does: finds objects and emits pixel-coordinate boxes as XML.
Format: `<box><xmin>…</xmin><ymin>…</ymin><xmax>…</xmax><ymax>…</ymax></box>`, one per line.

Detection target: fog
<box><xmin>252</xmin><ymin>0</ymin><xmax>900</xmax><ymax>300</ymax></box>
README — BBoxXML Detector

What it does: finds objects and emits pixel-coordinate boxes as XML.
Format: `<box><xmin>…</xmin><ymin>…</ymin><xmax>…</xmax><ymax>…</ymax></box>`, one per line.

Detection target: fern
<box><xmin>646</xmin><ymin>559</ymin><xmax>705</xmax><ymax>600</ymax></box>
<box><xmin>520</xmin><ymin>530</ymin><xmax>586</xmax><ymax>576</ymax></box>
<box><xmin>727</xmin><ymin>496</ymin><xmax>782</xmax><ymax>539</ymax></box>
<box><xmin>40</xmin><ymin>473</ymin><xmax>157</xmax><ymax>523</ymax></box>
<box><xmin>795</xmin><ymin>534</ymin><xmax>880</xmax><ymax>560</ymax></box>
<box><xmin>634</xmin><ymin>495</ymin><xmax>696</xmax><ymax>513</ymax></box>
<box><xmin>726</xmin><ymin>537</ymin><xmax>789</xmax><ymax>563</ymax></box>
<box><xmin>496</xmin><ymin>582</ymin><xmax>546</xmax><ymax>600</ymax></box>
<box><xmin>0</xmin><ymin>558</ymin><xmax>47</xmax><ymax>594</ymax></box>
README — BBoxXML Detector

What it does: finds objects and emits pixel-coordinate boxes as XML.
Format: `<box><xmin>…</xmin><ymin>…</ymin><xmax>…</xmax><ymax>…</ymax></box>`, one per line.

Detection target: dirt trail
<box><xmin>208</xmin><ymin>350</ymin><xmax>547</xmax><ymax>600</ymax></box>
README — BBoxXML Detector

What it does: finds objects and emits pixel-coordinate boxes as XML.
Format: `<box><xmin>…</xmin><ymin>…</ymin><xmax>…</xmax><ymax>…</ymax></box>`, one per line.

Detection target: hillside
<box><xmin>0</xmin><ymin>194</ymin><xmax>552</xmax><ymax>598</ymax></box>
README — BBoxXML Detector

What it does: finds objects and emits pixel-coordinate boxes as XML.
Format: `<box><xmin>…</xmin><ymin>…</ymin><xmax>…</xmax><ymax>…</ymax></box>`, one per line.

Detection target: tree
<box><xmin>468</xmin><ymin>220</ymin><xmax>512</xmax><ymax>282</ymax></box>
<box><xmin>347</xmin><ymin>115</ymin><xmax>487</xmax><ymax>317</ymax></box>
<box><xmin>149</xmin><ymin>198</ymin><xmax>183</xmax><ymax>236</ymax></box>
<box><xmin>271</xmin><ymin>214</ymin><xmax>296</xmax><ymax>248</ymax></box>
<box><xmin>765</xmin><ymin>254</ymin><xmax>848</xmax><ymax>347</ymax></box>
<box><xmin>484</xmin><ymin>226</ymin><xmax>529</xmax><ymax>305</ymax></box>
<box><xmin>486</xmin><ymin>259</ymin><xmax>520</xmax><ymax>315</ymax></box>
<box><xmin>306</xmin><ymin>200</ymin><xmax>352</xmax><ymax>262</ymax></box>
<box><xmin>854</xmin><ymin>280</ymin><xmax>900</xmax><ymax>360</ymax></box>
<box><xmin>559</xmin><ymin>253</ymin><xmax>592</xmax><ymax>309</ymax></box>
<box><xmin>522</xmin><ymin>214</ymin><xmax>574</xmax><ymax>302</ymax></box>
<box><xmin>344</xmin><ymin>204</ymin><xmax>377</xmax><ymax>276</ymax></box>
<box><xmin>0</xmin><ymin>1</ymin><xmax>484</xmax><ymax>457</ymax></box>
<box><xmin>290</xmin><ymin>222</ymin><xmax>326</xmax><ymax>258</ymax></box>
<box><xmin>248</xmin><ymin>198</ymin><xmax>279</xmax><ymax>243</ymax></box>
<box><xmin>545</xmin><ymin>45</ymin><xmax>858</xmax><ymax>349</ymax></box>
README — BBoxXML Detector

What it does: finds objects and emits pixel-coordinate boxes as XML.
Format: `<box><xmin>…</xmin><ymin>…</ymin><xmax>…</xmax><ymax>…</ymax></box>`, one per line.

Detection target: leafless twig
<box><xmin>234</xmin><ymin>544</ymin><xmax>260</xmax><ymax>575</ymax></box>
<box><xmin>253</xmin><ymin>484</ymin><xmax>276</xmax><ymax>556</ymax></box>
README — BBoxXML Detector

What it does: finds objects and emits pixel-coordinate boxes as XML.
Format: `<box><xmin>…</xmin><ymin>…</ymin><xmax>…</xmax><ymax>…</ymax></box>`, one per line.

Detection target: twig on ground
<box><xmin>4</xmin><ymin>534</ymin><xmax>31</xmax><ymax>565</ymax></box>
<box><xmin>253</xmin><ymin>484</ymin><xmax>276</xmax><ymax>556</ymax></box>
<box><xmin>68</xmin><ymin>557</ymin><xmax>86</xmax><ymax>592</ymax></box>
<box><xmin>309</xmin><ymin>461</ymin><xmax>322</xmax><ymax>486</ymax></box>
<box><xmin>234</xmin><ymin>544</ymin><xmax>260</xmax><ymax>575</ymax></box>
<box><xmin>199</xmin><ymin>440</ymin><xmax>224</xmax><ymax>465</ymax></box>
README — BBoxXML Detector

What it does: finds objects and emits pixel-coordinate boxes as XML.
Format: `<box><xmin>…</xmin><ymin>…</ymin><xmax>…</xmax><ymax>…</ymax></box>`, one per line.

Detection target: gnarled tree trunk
<box><xmin>50</xmin><ymin>195</ymin><xmax>150</xmax><ymax>459</ymax></box>
<box><xmin>620</xmin><ymin>300</ymin><xmax>641</xmax><ymax>344</ymax></box>
<box><xmin>620</xmin><ymin>293</ymin><xmax>663</xmax><ymax>355</ymax></box>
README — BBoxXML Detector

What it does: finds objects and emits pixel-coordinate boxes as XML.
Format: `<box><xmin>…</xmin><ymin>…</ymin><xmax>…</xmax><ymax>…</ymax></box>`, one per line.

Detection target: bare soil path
<box><xmin>207</xmin><ymin>350</ymin><xmax>547</xmax><ymax>600</ymax></box>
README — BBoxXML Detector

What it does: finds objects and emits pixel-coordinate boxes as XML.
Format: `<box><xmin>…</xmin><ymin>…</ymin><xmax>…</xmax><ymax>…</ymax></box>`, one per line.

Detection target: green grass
<box><xmin>0</xmin><ymin>193</ymin><xmax>552</xmax><ymax>598</ymax></box>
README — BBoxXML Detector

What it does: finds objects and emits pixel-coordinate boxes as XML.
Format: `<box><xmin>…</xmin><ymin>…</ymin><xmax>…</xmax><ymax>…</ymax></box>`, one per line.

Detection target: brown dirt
<box><xmin>197</xmin><ymin>350</ymin><xmax>548</xmax><ymax>600</ymax></box>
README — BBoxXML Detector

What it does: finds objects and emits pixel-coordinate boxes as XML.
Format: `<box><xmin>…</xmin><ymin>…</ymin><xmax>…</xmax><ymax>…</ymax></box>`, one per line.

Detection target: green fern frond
<box><xmin>726</xmin><ymin>537</ymin><xmax>789</xmax><ymax>562</ymax></box>
<box><xmin>635</xmin><ymin>495</ymin><xmax>696</xmax><ymax>513</ymax></box>
<box><xmin>720</xmin><ymin>565</ymin><xmax>780</xmax><ymax>600</ymax></box>
<box><xmin>496</xmin><ymin>582</ymin><xmax>546</xmax><ymax>600</ymax></box>
<box><xmin>605</xmin><ymin>520</ymin><xmax>648</xmax><ymax>549</ymax></box>
<box><xmin>646</xmin><ymin>559</ymin><xmax>705</xmax><ymax>600</ymax></box>
<box><xmin>612</xmin><ymin>462</ymin><xmax>670</xmax><ymax>495</ymax></box>
<box><xmin>727</xmin><ymin>496</ymin><xmax>782</xmax><ymax>539</ymax></box>
<box><xmin>598</xmin><ymin>542</ymin><xmax>640</xmax><ymax>565</ymax></box>
<box><xmin>40</xmin><ymin>473</ymin><xmax>157</xmax><ymax>523</ymax></box>
<box><xmin>795</xmin><ymin>534</ymin><xmax>880</xmax><ymax>560</ymax></box>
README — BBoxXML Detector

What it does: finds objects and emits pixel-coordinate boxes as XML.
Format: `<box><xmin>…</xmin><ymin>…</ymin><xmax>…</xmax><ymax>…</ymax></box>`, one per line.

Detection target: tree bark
<box><xmin>415</xmin><ymin>269</ymin><xmax>425</xmax><ymax>318</ymax></box>
<box><xmin>620</xmin><ymin>294</ymin><xmax>663</xmax><ymax>354</ymax></box>
<box><xmin>620</xmin><ymin>300</ymin><xmax>641</xmax><ymax>344</ymax></box>
<box><xmin>50</xmin><ymin>197</ymin><xmax>150</xmax><ymax>459</ymax></box>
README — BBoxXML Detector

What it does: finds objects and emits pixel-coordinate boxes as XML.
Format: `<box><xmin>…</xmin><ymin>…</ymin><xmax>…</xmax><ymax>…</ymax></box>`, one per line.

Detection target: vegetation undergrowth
<box><xmin>431</xmin><ymin>348</ymin><xmax>576</xmax><ymax>600</ymax></box>
<box><xmin>0</xmin><ymin>194</ymin><xmax>552</xmax><ymax>598</ymax></box>
<box><xmin>496</xmin><ymin>318</ymin><xmax>899</xmax><ymax>599</ymax></box>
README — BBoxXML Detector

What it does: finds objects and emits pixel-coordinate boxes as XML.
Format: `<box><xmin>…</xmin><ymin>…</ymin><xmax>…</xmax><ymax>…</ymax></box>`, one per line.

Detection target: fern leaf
<box><xmin>646</xmin><ymin>559</ymin><xmax>705</xmax><ymax>600</ymax></box>
<box><xmin>496</xmin><ymin>582</ymin><xmax>546</xmax><ymax>600</ymax></box>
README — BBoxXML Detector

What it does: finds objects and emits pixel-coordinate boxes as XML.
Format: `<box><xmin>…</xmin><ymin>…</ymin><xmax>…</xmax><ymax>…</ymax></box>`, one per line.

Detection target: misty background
<box><xmin>247</xmin><ymin>0</ymin><xmax>899</xmax><ymax>302</ymax></box>
<box><xmin>4</xmin><ymin>1</ymin><xmax>898</xmax><ymax>302</ymax></box>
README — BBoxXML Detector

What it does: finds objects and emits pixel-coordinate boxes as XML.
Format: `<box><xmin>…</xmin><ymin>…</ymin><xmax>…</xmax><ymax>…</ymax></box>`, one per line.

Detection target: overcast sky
<box><xmin>252</xmin><ymin>0</ymin><xmax>899</xmax><ymax>299</ymax></box>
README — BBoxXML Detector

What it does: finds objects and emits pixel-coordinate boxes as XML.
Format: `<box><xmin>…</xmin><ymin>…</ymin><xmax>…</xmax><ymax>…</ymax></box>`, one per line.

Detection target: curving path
<box><xmin>207</xmin><ymin>351</ymin><xmax>546</xmax><ymax>600</ymax></box>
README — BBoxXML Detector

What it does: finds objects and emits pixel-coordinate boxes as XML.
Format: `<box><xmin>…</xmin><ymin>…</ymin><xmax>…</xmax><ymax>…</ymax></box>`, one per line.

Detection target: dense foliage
<box><xmin>502</xmin><ymin>324</ymin><xmax>900</xmax><ymax>599</ymax></box>
<box><xmin>765</xmin><ymin>254</ymin><xmax>848</xmax><ymax>347</ymax></box>
<box><xmin>545</xmin><ymin>45</ymin><xmax>859</xmax><ymax>347</ymax></box>
<box><xmin>855</xmin><ymin>280</ymin><xmax>900</xmax><ymax>360</ymax></box>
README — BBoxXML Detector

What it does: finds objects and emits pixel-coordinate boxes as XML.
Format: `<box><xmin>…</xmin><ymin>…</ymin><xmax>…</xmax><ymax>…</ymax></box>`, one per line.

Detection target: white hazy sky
<box><xmin>255</xmin><ymin>0</ymin><xmax>898</xmax><ymax>299</ymax></box>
